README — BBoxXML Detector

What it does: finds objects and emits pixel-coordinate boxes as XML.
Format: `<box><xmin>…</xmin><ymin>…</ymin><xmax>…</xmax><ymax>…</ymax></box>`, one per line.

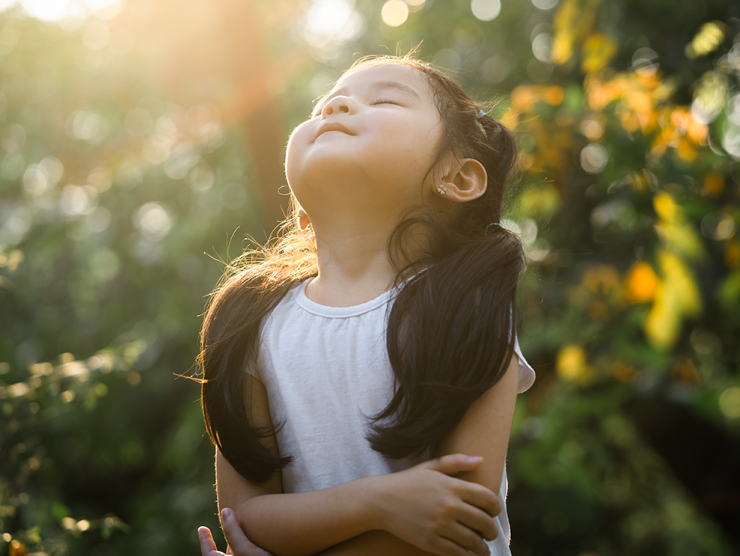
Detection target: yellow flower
<box><xmin>676</xmin><ymin>138</ymin><xmax>698</xmax><ymax>162</ymax></box>
<box><xmin>659</xmin><ymin>250</ymin><xmax>701</xmax><ymax>317</ymax></box>
<box><xmin>653</xmin><ymin>192</ymin><xmax>704</xmax><ymax>259</ymax></box>
<box><xmin>644</xmin><ymin>283</ymin><xmax>681</xmax><ymax>349</ymax></box>
<box><xmin>686</xmin><ymin>22</ymin><xmax>726</xmax><ymax>59</ymax></box>
<box><xmin>654</xmin><ymin>222</ymin><xmax>704</xmax><ymax>260</ymax></box>
<box><xmin>643</xmin><ymin>250</ymin><xmax>702</xmax><ymax>349</ymax></box>
<box><xmin>625</xmin><ymin>261</ymin><xmax>659</xmax><ymax>303</ymax></box>
<box><xmin>581</xmin><ymin>33</ymin><xmax>618</xmax><ymax>73</ymax></box>
<box><xmin>654</xmin><ymin>192</ymin><xmax>678</xmax><ymax>222</ymax></box>
<box><xmin>556</xmin><ymin>344</ymin><xmax>593</xmax><ymax>383</ymax></box>
<box><xmin>552</xmin><ymin>0</ymin><xmax>599</xmax><ymax>65</ymax></box>
<box><xmin>511</xmin><ymin>85</ymin><xmax>564</xmax><ymax>112</ymax></box>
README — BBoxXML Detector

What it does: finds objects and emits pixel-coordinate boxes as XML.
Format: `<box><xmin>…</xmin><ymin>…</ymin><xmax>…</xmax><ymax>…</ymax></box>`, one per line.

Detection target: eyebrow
<box><xmin>315</xmin><ymin>79</ymin><xmax>422</xmax><ymax>113</ymax></box>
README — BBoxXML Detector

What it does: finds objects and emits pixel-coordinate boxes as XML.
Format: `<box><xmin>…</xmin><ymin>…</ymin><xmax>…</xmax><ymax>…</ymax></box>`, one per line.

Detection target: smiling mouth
<box><xmin>316</xmin><ymin>123</ymin><xmax>353</xmax><ymax>140</ymax></box>
<box><xmin>317</xmin><ymin>130</ymin><xmax>347</xmax><ymax>138</ymax></box>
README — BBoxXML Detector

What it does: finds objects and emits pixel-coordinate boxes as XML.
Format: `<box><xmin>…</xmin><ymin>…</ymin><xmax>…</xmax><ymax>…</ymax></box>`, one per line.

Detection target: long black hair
<box><xmin>199</xmin><ymin>56</ymin><xmax>525</xmax><ymax>484</ymax></box>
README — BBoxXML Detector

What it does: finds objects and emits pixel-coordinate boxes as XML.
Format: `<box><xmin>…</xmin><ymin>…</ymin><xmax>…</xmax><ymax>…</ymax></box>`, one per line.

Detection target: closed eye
<box><xmin>311</xmin><ymin>98</ymin><xmax>399</xmax><ymax>116</ymax></box>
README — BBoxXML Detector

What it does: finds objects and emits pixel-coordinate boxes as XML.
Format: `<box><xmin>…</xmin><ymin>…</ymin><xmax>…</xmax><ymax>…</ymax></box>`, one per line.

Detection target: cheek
<box><xmin>284</xmin><ymin>122</ymin><xmax>312</xmax><ymax>183</ymax></box>
<box><xmin>285</xmin><ymin>121</ymin><xmax>309</xmax><ymax>157</ymax></box>
<box><xmin>384</xmin><ymin>129</ymin><xmax>438</xmax><ymax>177</ymax></box>
<box><xmin>389</xmin><ymin>114</ymin><xmax>440</xmax><ymax>159</ymax></box>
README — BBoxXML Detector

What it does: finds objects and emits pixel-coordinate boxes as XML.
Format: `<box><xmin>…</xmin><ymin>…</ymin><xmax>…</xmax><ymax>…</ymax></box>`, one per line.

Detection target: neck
<box><xmin>305</xmin><ymin>216</ymin><xmax>398</xmax><ymax>307</ymax></box>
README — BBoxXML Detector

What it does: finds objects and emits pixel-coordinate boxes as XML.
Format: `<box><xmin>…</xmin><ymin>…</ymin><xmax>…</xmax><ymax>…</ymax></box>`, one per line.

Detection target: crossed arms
<box><xmin>211</xmin><ymin>357</ymin><xmax>520</xmax><ymax>556</ymax></box>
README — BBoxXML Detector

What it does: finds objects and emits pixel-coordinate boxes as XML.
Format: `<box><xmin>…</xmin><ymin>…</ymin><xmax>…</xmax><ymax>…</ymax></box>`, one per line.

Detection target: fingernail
<box><xmin>467</xmin><ymin>456</ymin><xmax>483</xmax><ymax>463</ymax></box>
<box><xmin>221</xmin><ymin>508</ymin><xmax>233</xmax><ymax>520</ymax></box>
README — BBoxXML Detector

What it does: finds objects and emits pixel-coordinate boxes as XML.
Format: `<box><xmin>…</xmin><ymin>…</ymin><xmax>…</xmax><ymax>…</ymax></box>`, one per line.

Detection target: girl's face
<box><xmin>285</xmin><ymin>64</ymin><xmax>444</xmax><ymax>229</ymax></box>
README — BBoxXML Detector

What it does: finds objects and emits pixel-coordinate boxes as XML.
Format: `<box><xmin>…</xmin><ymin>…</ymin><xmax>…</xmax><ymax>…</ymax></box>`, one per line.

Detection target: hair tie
<box><xmin>486</xmin><ymin>222</ymin><xmax>502</xmax><ymax>233</ymax></box>
<box><xmin>477</xmin><ymin>109</ymin><xmax>487</xmax><ymax>119</ymax></box>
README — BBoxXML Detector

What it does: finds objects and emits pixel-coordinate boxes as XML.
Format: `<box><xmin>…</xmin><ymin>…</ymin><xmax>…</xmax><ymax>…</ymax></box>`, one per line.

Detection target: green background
<box><xmin>1</xmin><ymin>0</ymin><xmax>739</xmax><ymax>554</ymax></box>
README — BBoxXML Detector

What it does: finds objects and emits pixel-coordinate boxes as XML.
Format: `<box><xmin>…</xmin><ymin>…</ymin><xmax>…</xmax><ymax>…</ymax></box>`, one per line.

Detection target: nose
<box><xmin>321</xmin><ymin>96</ymin><xmax>353</xmax><ymax>117</ymax></box>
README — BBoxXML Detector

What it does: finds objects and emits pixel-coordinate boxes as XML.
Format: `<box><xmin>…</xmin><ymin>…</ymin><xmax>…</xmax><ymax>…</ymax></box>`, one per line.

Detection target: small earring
<box><xmin>436</xmin><ymin>184</ymin><xmax>447</xmax><ymax>196</ymax></box>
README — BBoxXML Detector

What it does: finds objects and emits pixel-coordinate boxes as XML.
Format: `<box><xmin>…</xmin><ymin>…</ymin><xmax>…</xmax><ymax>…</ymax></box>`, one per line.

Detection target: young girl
<box><xmin>197</xmin><ymin>55</ymin><xmax>535</xmax><ymax>556</ymax></box>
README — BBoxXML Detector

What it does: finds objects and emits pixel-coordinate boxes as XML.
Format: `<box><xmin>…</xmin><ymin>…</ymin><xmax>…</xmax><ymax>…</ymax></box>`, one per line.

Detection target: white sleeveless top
<box><xmin>252</xmin><ymin>279</ymin><xmax>535</xmax><ymax>553</ymax></box>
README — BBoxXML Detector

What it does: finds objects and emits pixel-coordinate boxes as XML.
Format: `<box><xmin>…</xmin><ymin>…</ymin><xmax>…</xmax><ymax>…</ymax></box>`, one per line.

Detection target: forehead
<box><xmin>332</xmin><ymin>64</ymin><xmax>433</xmax><ymax>100</ymax></box>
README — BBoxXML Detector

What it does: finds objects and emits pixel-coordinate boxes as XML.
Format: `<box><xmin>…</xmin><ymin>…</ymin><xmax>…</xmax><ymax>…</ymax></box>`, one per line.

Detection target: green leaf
<box><xmin>52</xmin><ymin>501</ymin><xmax>70</xmax><ymax>521</ymax></box>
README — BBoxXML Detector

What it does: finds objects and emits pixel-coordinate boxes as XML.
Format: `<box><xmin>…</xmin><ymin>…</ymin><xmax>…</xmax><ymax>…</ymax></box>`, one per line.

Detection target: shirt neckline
<box><xmin>295</xmin><ymin>278</ymin><xmax>397</xmax><ymax>318</ymax></box>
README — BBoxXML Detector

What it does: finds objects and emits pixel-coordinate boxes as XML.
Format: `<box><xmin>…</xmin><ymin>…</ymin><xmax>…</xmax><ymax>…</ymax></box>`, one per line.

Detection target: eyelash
<box><xmin>313</xmin><ymin>98</ymin><xmax>398</xmax><ymax>116</ymax></box>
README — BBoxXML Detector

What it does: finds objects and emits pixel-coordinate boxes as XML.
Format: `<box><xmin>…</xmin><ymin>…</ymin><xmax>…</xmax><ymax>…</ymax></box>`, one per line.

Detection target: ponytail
<box><xmin>200</xmin><ymin>221</ymin><xmax>317</xmax><ymax>484</ymax></box>
<box><xmin>366</xmin><ymin>124</ymin><xmax>524</xmax><ymax>457</ymax></box>
<box><xmin>368</xmin><ymin>226</ymin><xmax>524</xmax><ymax>458</ymax></box>
<box><xmin>363</xmin><ymin>60</ymin><xmax>525</xmax><ymax>458</ymax></box>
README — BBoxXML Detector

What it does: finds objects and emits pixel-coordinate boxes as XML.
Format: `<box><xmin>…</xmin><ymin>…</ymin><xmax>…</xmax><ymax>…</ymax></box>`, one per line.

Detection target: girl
<box><xmin>197</xmin><ymin>55</ymin><xmax>535</xmax><ymax>556</ymax></box>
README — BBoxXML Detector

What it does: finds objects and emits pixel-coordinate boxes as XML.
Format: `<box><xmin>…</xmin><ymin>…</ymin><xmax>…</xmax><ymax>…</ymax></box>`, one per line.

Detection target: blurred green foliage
<box><xmin>1</xmin><ymin>0</ymin><xmax>739</xmax><ymax>554</ymax></box>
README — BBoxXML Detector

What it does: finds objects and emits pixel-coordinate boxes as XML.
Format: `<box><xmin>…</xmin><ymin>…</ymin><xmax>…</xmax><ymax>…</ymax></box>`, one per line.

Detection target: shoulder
<box><xmin>249</xmin><ymin>280</ymin><xmax>307</xmax><ymax>379</ymax></box>
<box><xmin>513</xmin><ymin>336</ymin><xmax>535</xmax><ymax>393</ymax></box>
<box><xmin>260</xmin><ymin>280</ymin><xmax>307</xmax><ymax>328</ymax></box>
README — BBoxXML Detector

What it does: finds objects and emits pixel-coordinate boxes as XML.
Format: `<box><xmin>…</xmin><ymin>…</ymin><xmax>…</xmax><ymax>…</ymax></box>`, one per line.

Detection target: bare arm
<box><xmin>217</xmin><ymin>373</ymin><xmax>503</xmax><ymax>556</ymax></box>
<box><xmin>436</xmin><ymin>354</ymin><xmax>520</xmax><ymax>494</ymax></box>
<box><xmin>218</xmin><ymin>449</ymin><xmax>382</xmax><ymax>555</ymax></box>
<box><xmin>217</xmin><ymin>373</ymin><xmax>383</xmax><ymax>556</ymax></box>
<box><xmin>312</xmin><ymin>356</ymin><xmax>521</xmax><ymax>556</ymax></box>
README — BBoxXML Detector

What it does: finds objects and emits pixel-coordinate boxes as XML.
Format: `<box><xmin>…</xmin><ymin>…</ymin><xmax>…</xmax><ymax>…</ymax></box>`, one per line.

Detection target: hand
<box><xmin>198</xmin><ymin>508</ymin><xmax>274</xmax><ymax>556</ymax></box>
<box><xmin>373</xmin><ymin>454</ymin><xmax>501</xmax><ymax>556</ymax></box>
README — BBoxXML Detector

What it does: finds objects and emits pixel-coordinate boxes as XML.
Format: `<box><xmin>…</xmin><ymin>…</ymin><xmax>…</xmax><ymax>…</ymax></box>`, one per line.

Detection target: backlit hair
<box><xmin>199</xmin><ymin>55</ymin><xmax>525</xmax><ymax>483</ymax></box>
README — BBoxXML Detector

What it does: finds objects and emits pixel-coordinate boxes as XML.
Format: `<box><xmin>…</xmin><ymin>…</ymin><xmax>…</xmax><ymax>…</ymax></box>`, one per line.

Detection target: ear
<box><xmin>298</xmin><ymin>208</ymin><xmax>311</xmax><ymax>230</ymax></box>
<box><xmin>436</xmin><ymin>158</ymin><xmax>487</xmax><ymax>203</ymax></box>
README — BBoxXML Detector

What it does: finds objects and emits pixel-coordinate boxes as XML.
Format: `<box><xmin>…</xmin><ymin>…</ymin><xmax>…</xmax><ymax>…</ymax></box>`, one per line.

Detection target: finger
<box><xmin>442</xmin><ymin>523</ymin><xmax>491</xmax><ymax>556</ymax></box>
<box><xmin>425</xmin><ymin>454</ymin><xmax>483</xmax><ymax>475</ymax></box>
<box><xmin>430</xmin><ymin>535</ymin><xmax>480</xmax><ymax>556</ymax></box>
<box><xmin>221</xmin><ymin>508</ymin><xmax>252</xmax><ymax>556</ymax></box>
<box><xmin>452</xmin><ymin>502</ymin><xmax>498</xmax><ymax>542</ymax></box>
<box><xmin>198</xmin><ymin>526</ymin><xmax>221</xmax><ymax>555</ymax></box>
<box><xmin>455</xmin><ymin>481</ymin><xmax>502</xmax><ymax>519</ymax></box>
<box><xmin>221</xmin><ymin>509</ymin><xmax>276</xmax><ymax>556</ymax></box>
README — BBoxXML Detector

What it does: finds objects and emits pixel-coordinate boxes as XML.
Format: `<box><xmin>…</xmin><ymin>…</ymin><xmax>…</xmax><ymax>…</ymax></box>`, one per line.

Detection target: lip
<box><xmin>315</xmin><ymin>121</ymin><xmax>353</xmax><ymax>140</ymax></box>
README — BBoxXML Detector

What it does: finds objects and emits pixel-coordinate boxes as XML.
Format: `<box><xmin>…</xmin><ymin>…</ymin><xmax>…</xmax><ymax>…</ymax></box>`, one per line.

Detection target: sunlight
<box><xmin>471</xmin><ymin>0</ymin><xmax>501</xmax><ymax>21</ymax></box>
<box><xmin>307</xmin><ymin>0</ymin><xmax>352</xmax><ymax>37</ymax></box>
<box><xmin>2</xmin><ymin>0</ymin><xmax>121</xmax><ymax>21</ymax></box>
<box><xmin>303</xmin><ymin>0</ymin><xmax>364</xmax><ymax>48</ymax></box>
<box><xmin>381</xmin><ymin>0</ymin><xmax>408</xmax><ymax>27</ymax></box>
<box><xmin>20</xmin><ymin>0</ymin><xmax>72</xmax><ymax>20</ymax></box>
